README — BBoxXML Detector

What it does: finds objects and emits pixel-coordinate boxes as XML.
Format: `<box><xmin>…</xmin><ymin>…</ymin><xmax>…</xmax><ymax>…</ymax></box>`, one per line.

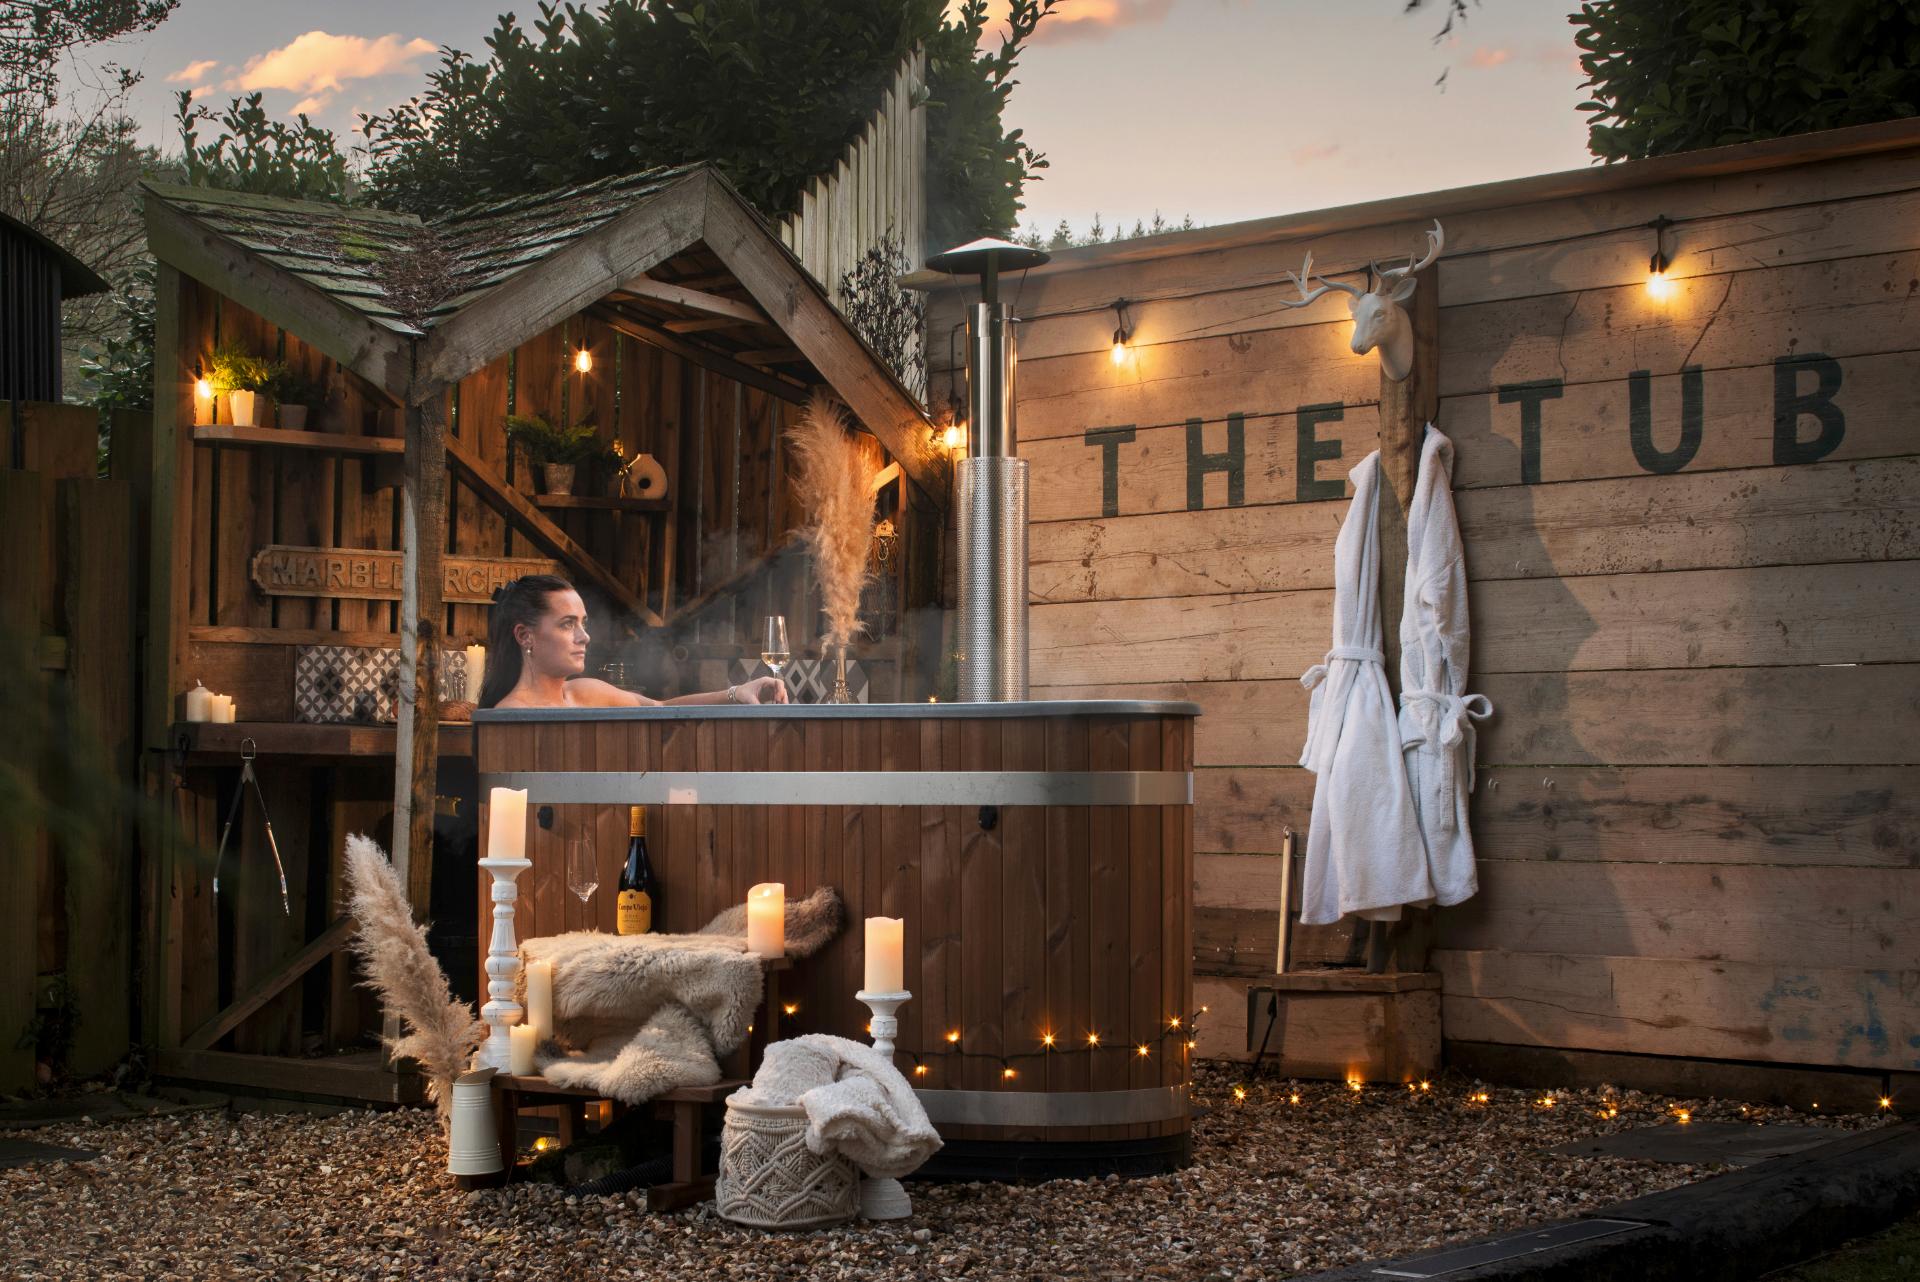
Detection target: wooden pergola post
<box><xmin>1369</xmin><ymin>260</ymin><xmax>1439</xmax><ymax>974</ymax></box>
<box><xmin>391</xmin><ymin>387</ymin><xmax>449</xmax><ymax>915</ymax></box>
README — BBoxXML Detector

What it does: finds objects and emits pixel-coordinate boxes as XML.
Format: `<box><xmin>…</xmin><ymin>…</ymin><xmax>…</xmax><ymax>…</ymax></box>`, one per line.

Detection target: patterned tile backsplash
<box><xmin>294</xmin><ymin>646</ymin><xmax>473</xmax><ymax>723</ymax></box>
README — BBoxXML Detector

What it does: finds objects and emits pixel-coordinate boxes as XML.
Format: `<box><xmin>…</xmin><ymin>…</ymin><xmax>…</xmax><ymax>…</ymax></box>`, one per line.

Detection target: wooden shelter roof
<box><xmin>142</xmin><ymin>164</ymin><xmax>940</xmax><ymax>502</ymax></box>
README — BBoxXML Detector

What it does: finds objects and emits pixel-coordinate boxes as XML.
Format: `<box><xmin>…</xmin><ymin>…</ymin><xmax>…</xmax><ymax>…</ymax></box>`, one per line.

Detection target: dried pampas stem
<box><xmin>343</xmin><ymin>835</ymin><xmax>483</xmax><ymax>1126</ymax></box>
<box><xmin>786</xmin><ymin>390</ymin><xmax>877</xmax><ymax>650</ymax></box>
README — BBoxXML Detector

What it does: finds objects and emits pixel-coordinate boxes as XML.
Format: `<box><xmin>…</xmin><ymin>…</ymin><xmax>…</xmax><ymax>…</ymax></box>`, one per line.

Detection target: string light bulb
<box><xmin>1347</xmin><ymin>1078</ymin><xmax>1363</xmax><ymax>1093</ymax></box>
<box><xmin>1289</xmin><ymin>1092</ymin><xmax>1301</xmax><ymax>1105</ymax></box>
<box><xmin>1470</xmin><ymin>1091</ymin><xmax>1490</xmax><ymax>1105</ymax></box>
<box><xmin>1881</xmin><ymin>1096</ymin><xmax>1894</xmax><ymax>1111</ymax></box>
<box><xmin>914</xmin><ymin>1064</ymin><xmax>929</xmax><ymax>1078</ymax></box>
<box><xmin>1645</xmin><ymin>214</ymin><xmax>1675</xmax><ymax>301</ymax></box>
<box><xmin>1086</xmin><ymin>1032</ymin><xmax>1101</xmax><ymax>1048</ymax></box>
<box><xmin>783</xmin><ymin>1003</ymin><xmax>798</xmax><ymax>1016</ymax></box>
<box><xmin>1418</xmin><ymin>1080</ymin><xmax>1431</xmax><ymax>1092</ymax></box>
<box><xmin>1136</xmin><ymin>1044</ymin><xmax>1150</xmax><ymax>1058</ymax></box>
<box><xmin>1002</xmin><ymin>1064</ymin><xmax>1017</xmax><ymax>1081</ymax></box>
<box><xmin>1232</xmin><ymin>1085</ymin><xmax>1247</xmax><ymax>1102</ymax></box>
<box><xmin>1041</xmin><ymin>1032</ymin><xmax>1057</xmax><ymax>1049</ymax></box>
<box><xmin>573</xmin><ymin>347</ymin><xmax>593</xmax><ymax>373</ymax></box>
<box><xmin>946</xmin><ymin>1030</ymin><xmax>961</xmax><ymax>1045</ymax></box>
<box><xmin>1109</xmin><ymin>298</ymin><xmax>1133</xmax><ymax>366</ymax></box>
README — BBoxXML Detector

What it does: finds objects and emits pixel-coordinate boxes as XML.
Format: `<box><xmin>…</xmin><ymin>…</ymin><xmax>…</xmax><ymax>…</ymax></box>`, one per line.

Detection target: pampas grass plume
<box><xmin>343</xmin><ymin>835</ymin><xmax>483</xmax><ymax>1124</ymax></box>
<box><xmin>786</xmin><ymin>391</ymin><xmax>876</xmax><ymax>649</ymax></box>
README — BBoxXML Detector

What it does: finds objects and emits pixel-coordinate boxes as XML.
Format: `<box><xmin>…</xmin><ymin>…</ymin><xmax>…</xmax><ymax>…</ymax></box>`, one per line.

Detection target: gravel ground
<box><xmin>4</xmin><ymin>1064</ymin><xmax>1889</xmax><ymax>1281</ymax></box>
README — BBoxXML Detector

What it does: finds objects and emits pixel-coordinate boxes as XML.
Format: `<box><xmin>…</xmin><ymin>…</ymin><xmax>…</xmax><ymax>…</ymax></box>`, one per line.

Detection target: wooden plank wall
<box><xmin>929</xmin><ymin>141</ymin><xmax>1920</xmax><ymax>1087</ymax></box>
<box><xmin>0</xmin><ymin>401</ymin><xmax>139</xmax><ymax>1087</ymax></box>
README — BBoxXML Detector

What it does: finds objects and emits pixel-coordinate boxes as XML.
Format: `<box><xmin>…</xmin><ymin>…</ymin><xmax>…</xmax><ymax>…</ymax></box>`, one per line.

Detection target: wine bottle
<box><xmin>617</xmin><ymin>805</ymin><xmax>658</xmax><ymax>934</ymax></box>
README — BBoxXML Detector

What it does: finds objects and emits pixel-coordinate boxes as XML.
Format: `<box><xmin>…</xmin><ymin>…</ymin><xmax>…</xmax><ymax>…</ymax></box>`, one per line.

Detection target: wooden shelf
<box><xmin>529</xmin><ymin>494</ymin><xmax>668</xmax><ymax>512</ymax></box>
<box><xmin>168</xmin><ymin>719</ymin><xmax>473</xmax><ymax>762</ymax></box>
<box><xmin>193</xmin><ymin>424</ymin><xmax>402</xmax><ymax>455</ymax></box>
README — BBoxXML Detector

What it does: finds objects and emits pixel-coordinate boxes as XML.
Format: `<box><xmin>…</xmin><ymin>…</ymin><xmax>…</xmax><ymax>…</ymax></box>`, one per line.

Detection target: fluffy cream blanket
<box><xmin>522</xmin><ymin>887</ymin><xmax>843</xmax><ymax>1104</ymax></box>
<box><xmin>732</xmin><ymin>1035</ymin><xmax>942</xmax><ymax>1179</ymax></box>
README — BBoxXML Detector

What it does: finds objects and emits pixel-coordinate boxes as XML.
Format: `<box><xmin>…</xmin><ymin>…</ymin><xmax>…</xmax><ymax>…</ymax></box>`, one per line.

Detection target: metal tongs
<box><xmin>211</xmin><ymin>737</ymin><xmax>291</xmax><ymax>916</ymax></box>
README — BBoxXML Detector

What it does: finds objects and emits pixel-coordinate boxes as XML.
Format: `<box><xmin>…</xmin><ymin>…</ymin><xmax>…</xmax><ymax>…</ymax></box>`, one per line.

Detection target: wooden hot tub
<box><xmin>474</xmin><ymin>699</ymin><xmax>1198</xmax><ymax>1178</ymax></box>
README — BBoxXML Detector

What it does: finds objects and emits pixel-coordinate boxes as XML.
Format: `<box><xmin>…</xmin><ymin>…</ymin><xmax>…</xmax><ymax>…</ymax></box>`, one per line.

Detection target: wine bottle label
<box><xmin>617</xmin><ymin>889</ymin><xmax>652</xmax><ymax>934</ymax></box>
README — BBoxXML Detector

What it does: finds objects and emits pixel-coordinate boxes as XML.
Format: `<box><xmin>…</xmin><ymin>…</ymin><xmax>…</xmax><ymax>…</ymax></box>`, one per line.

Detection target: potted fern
<box><xmin>270</xmin><ymin>368</ymin><xmax>324</xmax><ymax>430</ymax></box>
<box><xmin>207</xmin><ymin>342</ymin><xmax>284</xmax><ymax>429</ymax></box>
<box><xmin>505</xmin><ymin>414</ymin><xmax>609</xmax><ymax>495</ymax></box>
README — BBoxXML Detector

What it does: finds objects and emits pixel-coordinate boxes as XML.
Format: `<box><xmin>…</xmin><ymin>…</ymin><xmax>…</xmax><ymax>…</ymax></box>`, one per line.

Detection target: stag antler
<box><xmin>1373</xmin><ymin>220</ymin><xmax>1445</xmax><ymax>287</ymax></box>
<box><xmin>1276</xmin><ymin>250</ymin><xmax>1365</xmax><ymax>309</ymax></box>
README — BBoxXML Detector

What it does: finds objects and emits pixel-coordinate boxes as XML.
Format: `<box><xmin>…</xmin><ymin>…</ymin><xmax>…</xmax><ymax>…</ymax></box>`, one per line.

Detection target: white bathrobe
<box><xmin>1298</xmin><ymin>451</ymin><xmax>1434</xmax><ymax>926</ymax></box>
<box><xmin>1397</xmin><ymin>428</ymin><xmax>1491</xmax><ymax>908</ymax></box>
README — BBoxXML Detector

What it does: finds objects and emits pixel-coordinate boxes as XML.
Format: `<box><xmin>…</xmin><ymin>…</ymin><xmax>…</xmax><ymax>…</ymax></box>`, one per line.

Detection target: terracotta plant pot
<box><xmin>278</xmin><ymin>404</ymin><xmax>309</xmax><ymax>430</ymax></box>
<box><xmin>228</xmin><ymin>390</ymin><xmax>260</xmax><ymax>427</ymax></box>
<box><xmin>541</xmin><ymin>463</ymin><xmax>576</xmax><ymax>496</ymax></box>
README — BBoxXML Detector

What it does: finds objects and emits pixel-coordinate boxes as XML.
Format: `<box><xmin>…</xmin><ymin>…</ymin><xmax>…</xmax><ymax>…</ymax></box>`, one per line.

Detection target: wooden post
<box><xmin>0</xmin><ymin>469</ymin><xmax>44</xmax><ymax>1091</ymax></box>
<box><xmin>392</xmin><ymin>388</ymin><xmax>448</xmax><ymax>915</ymax></box>
<box><xmin>1370</xmin><ymin>262</ymin><xmax>1439</xmax><ymax>975</ymax></box>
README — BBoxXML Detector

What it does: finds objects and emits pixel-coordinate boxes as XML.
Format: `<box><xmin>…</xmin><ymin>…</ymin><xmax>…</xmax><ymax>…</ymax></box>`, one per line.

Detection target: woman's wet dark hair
<box><xmin>478</xmin><ymin>574</ymin><xmax>575</xmax><ymax>708</ymax></box>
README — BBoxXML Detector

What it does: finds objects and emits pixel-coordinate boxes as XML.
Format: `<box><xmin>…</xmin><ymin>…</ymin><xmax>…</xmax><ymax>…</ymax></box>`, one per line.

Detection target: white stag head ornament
<box><xmin>1278</xmin><ymin>220</ymin><xmax>1444</xmax><ymax>382</ymax></box>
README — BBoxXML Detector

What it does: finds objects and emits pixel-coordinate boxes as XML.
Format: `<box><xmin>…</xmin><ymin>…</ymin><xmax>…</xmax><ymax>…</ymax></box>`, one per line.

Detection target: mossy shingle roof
<box><xmin>142</xmin><ymin>164</ymin><xmax>705</xmax><ymax>335</ymax></box>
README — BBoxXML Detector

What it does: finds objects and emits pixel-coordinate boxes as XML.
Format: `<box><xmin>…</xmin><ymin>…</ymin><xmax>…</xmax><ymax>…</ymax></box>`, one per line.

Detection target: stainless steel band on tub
<box><xmin>913</xmin><ymin>1084</ymin><xmax>1189</xmax><ymax>1128</ymax></box>
<box><xmin>477</xmin><ymin>769</ymin><xmax>1192</xmax><ymax>807</ymax></box>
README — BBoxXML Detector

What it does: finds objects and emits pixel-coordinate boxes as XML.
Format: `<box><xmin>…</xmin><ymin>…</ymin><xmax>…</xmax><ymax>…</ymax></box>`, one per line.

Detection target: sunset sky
<box><xmin>68</xmin><ymin>0</ymin><xmax>1597</xmax><ymax>238</ymax></box>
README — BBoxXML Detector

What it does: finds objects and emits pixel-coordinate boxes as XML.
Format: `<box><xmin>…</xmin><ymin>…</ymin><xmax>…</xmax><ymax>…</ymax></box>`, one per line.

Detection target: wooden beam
<box><xmin>154</xmin><ymin>1047</ymin><xmax>424</xmax><ymax>1103</ymax></box>
<box><xmin>144</xmin><ymin>195</ymin><xmax>413</xmax><ymax>401</ymax></box>
<box><xmin>616</xmin><ymin>274</ymin><xmax>769</xmax><ymax>325</ymax></box>
<box><xmin>392</xmin><ymin>391</ymin><xmax>449</xmax><ymax>915</ymax></box>
<box><xmin>697</xmin><ymin>173</ymin><xmax>946</xmax><ymax>511</ymax></box>
<box><xmin>1374</xmin><ymin>261</ymin><xmax>1440</xmax><ymax>977</ymax></box>
<box><xmin>417</xmin><ymin>174</ymin><xmax>706</xmax><ymax>390</ymax></box>
<box><xmin>444</xmin><ymin>432</ymin><xmax>664</xmax><ymax>627</ymax></box>
<box><xmin>662</xmin><ymin>316</ymin><xmax>762</xmax><ymax>334</ymax></box>
<box><xmin>182</xmin><ymin>917</ymin><xmax>354</xmax><ymax>1050</ymax></box>
<box><xmin>870</xmin><ymin>461</ymin><xmax>900</xmax><ymax>495</ymax></box>
<box><xmin>733</xmin><ymin>347</ymin><xmax>806</xmax><ymax>365</ymax></box>
<box><xmin>592</xmin><ymin>305</ymin><xmax>809</xmax><ymax>407</ymax></box>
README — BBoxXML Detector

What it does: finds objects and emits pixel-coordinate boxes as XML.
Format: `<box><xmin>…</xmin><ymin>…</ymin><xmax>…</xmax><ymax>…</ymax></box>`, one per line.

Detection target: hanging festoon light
<box><xmin>1109</xmin><ymin>298</ymin><xmax>1133</xmax><ymax>366</ymax></box>
<box><xmin>1645</xmin><ymin>215</ymin><xmax>1675</xmax><ymax>301</ymax></box>
<box><xmin>573</xmin><ymin>346</ymin><xmax>594</xmax><ymax>373</ymax></box>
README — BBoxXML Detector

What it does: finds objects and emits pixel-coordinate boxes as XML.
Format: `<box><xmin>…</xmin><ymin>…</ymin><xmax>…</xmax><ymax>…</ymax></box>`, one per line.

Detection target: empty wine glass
<box><xmin>567</xmin><ymin>835</ymin><xmax>598</xmax><ymax>905</ymax></box>
<box><xmin>761</xmin><ymin>615</ymin><xmax>791</xmax><ymax>677</ymax></box>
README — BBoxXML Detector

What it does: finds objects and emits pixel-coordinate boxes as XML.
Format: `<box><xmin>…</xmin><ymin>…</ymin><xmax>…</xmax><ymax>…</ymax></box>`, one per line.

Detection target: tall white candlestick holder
<box><xmin>478</xmin><ymin>854</ymin><xmax>534</xmax><ymax>1071</ymax></box>
<box><xmin>855</xmin><ymin>988</ymin><xmax>913</xmax><ymax>1220</ymax></box>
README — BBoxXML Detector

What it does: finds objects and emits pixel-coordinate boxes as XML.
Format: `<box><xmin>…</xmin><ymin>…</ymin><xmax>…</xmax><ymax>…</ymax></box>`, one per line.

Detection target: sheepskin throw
<box><xmin>524</xmin><ymin>886</ymin><xmax>844</xmax><ymax>1104</ymax></box>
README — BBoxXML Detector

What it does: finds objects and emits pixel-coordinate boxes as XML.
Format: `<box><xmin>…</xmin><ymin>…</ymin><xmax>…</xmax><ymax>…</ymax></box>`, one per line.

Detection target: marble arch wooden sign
<box><xmin>250</xmin><ymin>545</ymin><xmax>562</xmax><ymax>605</ymax></box>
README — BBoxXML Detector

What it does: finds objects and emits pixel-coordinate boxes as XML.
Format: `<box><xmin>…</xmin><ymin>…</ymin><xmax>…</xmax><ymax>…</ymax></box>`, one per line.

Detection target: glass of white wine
<box><xmin>761</xmin><ymin>615</ymin><xmax>791</xmax><ymax>678</ymax></box>
<box><xmin>567</xmin><ymin>834</ymin><xmax>598</xmax><ymax>906</ymax></box>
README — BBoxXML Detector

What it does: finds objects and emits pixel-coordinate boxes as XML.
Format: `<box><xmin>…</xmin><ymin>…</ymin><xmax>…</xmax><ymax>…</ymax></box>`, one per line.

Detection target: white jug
<box><xmin>447</xmin><ymin>1066</ymin><xmax>505</xmax><ymax>1185</ymax></box>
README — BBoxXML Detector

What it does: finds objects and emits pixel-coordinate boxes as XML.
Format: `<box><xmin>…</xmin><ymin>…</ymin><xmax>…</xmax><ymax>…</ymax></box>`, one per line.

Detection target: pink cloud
<box><xmin>1290</xmin><ymin>143</ymin><xmax>1341</xmax><ymax>165</ymax></box>
<box><xmin>1468</xmin><ymin>46</ymin><xmax>1513</xmax><ymax>69</ymax></box>
<box><xmin>963</xmin><ymin>0</ymin><xmax>1177</xmax><ymax>47</ymax></box>
<box><xmin>223</xmin><ymin>31</ymin><xmax>436</xmax><ymax>111</ymax></box>
<box><xmin>167</xmin><ymin>58</ymin><xmax>218</xmax><ymax>84</ymax></box>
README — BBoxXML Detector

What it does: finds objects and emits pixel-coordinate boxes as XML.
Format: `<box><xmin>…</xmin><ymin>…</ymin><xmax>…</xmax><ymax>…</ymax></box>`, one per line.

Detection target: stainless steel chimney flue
<box><xmin>926</xmin><ymin>237</ymin><xmax>1050</xmax><ymax>703</ymax></box>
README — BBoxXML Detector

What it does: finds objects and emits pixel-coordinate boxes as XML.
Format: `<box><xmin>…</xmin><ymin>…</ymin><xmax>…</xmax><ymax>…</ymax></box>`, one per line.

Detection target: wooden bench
<box><xmin>491</xmin><ymin>1073</ymin><xmax>745</xmax><ymax>1210</ymax></box>
<box><xmin>487</xmin><ymin>957</ymin><xmax>792</xmax><ymax>1210</ymax></box>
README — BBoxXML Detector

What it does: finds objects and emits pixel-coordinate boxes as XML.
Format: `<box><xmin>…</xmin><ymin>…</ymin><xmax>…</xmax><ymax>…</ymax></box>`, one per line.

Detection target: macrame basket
<box><xmin>715</xmin><ymin>1097</ymin><xmax>858</xmax><ymax>1229</ymax></box>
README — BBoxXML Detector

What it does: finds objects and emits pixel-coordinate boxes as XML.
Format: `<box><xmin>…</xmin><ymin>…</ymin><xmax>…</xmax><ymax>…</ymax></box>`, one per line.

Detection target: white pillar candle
<box><xmin>525</xmin><ymin>960</ymin><xmax>553</xmax><ymax>1040</ymax></box>
<box><xmin>192</xmin><ymin>378</ymin><xmax>215</xmax><ymax>427</ymax></box>
<box><xmin>210</xmin><ymin>694</ymin><xmax>235</xmax><ymax>724</ymax></box>
<box><xmin>746</xmin><ymin>882</ymin><xmax>785</xmax><ymax>958</ymax></box>
<box><xmin>508</xmin><ymin>1024</ymin><xmax>536</xmax><ymax>1076</ymax></box>
<box><xmin>464</xmin><ymin>644</ymin><xmax>486</xmax><ymax>702</ymax></box>
<box><xmin>864</xmin><ymin>917</ymin><xmax>904</xmax><ymax>993</ymax></box>
<box><xmin>184</xmin><ymin>681</ymin><xmax>212</xmax><ymax>723</ymax></box>
<box><xmin>487</xmin><ymin>786</ymin><xmax>528</xmax><ymax>862</ymax></box>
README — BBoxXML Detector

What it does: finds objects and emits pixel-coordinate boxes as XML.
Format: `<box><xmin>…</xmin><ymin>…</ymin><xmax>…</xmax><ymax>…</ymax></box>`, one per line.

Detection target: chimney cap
<box><xmin>925</xmin><ymin>237</ymin><xmax>1051</xmax><ymax>276</ymax></box>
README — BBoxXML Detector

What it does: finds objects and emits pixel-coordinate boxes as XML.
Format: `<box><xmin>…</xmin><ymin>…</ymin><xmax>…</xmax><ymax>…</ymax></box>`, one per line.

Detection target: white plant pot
<box><xmin>228</xmin><ymin>390</ymin><xmax>260</xmax><ymax>428</ymax></box>
<box><xmin>278</xmin><ymin>404</ymin><xmax>309</xmax><ymax>430</ymax></box>
<box><xmin>447</xmin><ymin>1067</ymin><xmax>505</xmax><ymax>1185</ymax></box>
<box><xmin>541</xmin><ymin>463</ymin><xmax>576</xmax><ymax>496</ymax></box>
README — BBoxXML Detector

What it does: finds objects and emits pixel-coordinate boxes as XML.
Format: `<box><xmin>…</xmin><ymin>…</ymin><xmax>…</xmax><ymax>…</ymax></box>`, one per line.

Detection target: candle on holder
<box><xmin>508</xmin><ymin>1024</ymin><xmax>536</xmax><ymax>1076</ymax></box>
<box><xmin>464</xmin><ymin>644</ymin><xmax>486</xmax><ymax>702</ymax></box>
<box><xmin>747</xmin><ymin>883</ymin><xmax>785</xmax><ymax>958</ymax></box>
<box><xmin>488</xmin><ymin>787</ymin><xmax>528</xmax><ymax>861</ymax></box>
<box><xmin>864</xmin><ymin>917</ymin><xmax>904</xmax><ymax>993</ymax></box>
<box><xmin>525</xmin><ymin>960</ymin><xmax>553</xmax><ymax>1040</ymax></box>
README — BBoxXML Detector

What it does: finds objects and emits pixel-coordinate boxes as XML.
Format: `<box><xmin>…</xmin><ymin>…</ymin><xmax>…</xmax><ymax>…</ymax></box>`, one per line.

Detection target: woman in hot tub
<box><xmin>476</xmin><ymin>574</ymin><xmax>788</xmax><ymax>709</ymax></box>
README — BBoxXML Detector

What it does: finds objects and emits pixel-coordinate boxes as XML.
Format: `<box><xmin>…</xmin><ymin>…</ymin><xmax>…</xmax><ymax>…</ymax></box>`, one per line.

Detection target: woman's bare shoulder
<box><xmin>566</xmin><ymin>678</ymin><xmax>651</xmax><ymax>707</ymax></box>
